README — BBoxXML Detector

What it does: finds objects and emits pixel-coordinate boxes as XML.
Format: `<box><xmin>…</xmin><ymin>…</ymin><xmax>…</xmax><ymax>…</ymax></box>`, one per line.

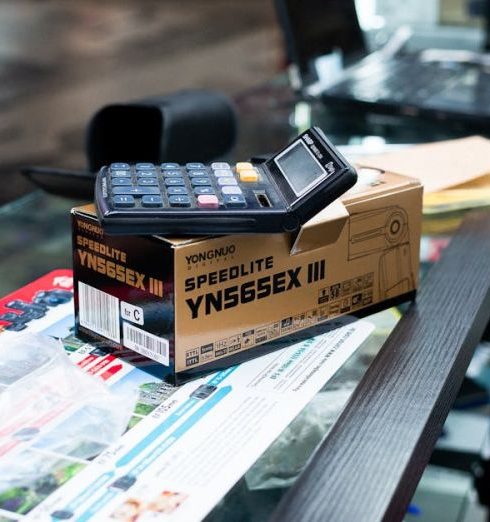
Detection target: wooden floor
<box><xmin>0</xmin><ymin>0</ymin><xmax>282</xmax><ymax>203</ymax></box>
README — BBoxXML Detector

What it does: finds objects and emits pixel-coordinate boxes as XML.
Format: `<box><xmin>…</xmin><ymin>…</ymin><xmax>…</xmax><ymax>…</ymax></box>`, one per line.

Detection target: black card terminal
<box><xmin>95</xmin><ymin>127</ymin><xmax>357</xmax><ymax>235</ymax></box>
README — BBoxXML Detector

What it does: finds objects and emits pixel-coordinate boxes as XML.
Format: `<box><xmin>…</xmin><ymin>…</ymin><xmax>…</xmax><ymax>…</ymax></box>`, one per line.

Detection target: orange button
<box><xmin>239</xmin><ymin>169</ymin><xmax>259</xmax><ymax>182</ymax></box>
<box><xmin>235</xmin><ymin>162</ymin><xmax>253</xmax><ymax>173</ymax></box>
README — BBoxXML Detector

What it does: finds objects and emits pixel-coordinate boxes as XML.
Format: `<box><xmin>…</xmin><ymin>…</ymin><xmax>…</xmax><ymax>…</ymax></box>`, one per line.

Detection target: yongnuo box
<box><xmin>95</xmin><ymin>127</ymin><xmax>357</xmax><ymax>235</ymax></box>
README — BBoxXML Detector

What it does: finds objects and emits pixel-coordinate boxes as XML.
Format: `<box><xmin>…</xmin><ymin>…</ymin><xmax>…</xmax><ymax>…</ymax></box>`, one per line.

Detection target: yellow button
<box><xmin>239</xmin><ymin>169</ymin><xmax>259</xmax><ymax>182</ymax></box>
<box><xmin>235</xmin><ymin>162</ymin><xmax>253</xmax><ymax>173</ymax></box>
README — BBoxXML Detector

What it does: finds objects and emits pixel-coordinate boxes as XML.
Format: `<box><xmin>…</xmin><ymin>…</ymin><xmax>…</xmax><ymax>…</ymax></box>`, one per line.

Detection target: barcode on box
<box><xmin>78</xmin><ymin>282</ymin><xmax>120</xmax><ymax>343</ymax></box>
<box><xmin>123</xmin><ymin>322</ymin><xmax>169</xmax><ymax>365</ymax></box>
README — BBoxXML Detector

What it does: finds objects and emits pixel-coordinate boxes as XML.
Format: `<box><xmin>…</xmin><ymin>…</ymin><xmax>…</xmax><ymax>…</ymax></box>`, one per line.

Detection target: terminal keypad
<box><xmin>107</xmin><ymin>162</ymin><xmax>265</xmax><ymax>210</ymax></box>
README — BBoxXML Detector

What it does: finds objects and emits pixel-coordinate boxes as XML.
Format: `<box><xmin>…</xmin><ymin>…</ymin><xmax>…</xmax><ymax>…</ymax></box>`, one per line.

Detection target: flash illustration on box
<box><xmin>348</xmin><ymin>206</ymin><xmax>415</xmax><ymax>299</ymax></box>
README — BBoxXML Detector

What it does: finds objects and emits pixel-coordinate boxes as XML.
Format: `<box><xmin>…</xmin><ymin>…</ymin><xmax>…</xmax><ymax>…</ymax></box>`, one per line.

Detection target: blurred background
<box><xmin>1</xmin><ymin>0</ymin><xmax>489</xmax><ymax>203</ymax></box>
<box><xmin>0</xmin><ymin>0</ymin><xmax>281</xmax><ymax>203</ymax></box>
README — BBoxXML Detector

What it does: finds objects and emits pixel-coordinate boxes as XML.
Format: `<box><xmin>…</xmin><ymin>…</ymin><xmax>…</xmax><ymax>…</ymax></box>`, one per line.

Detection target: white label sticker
<box><xmin>120</xmin><ymin>301</ymin><xmax>144</xmax><ymax>325</ymax></box>
<box><xmin>78</xmin><ymin>282</ymin><xmax>120</xmax><ymax>343</ymax></box>
<box><xmin>123</xmin><ymin>322</ymin><xmax>169</xmax><ymax>365</ymax></box>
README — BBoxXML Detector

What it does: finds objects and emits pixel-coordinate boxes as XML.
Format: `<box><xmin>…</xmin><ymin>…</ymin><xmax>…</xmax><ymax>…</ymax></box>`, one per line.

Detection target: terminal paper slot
<box><xmin>255</xmin><ymin>192</ymin><xmax>271</xmax><ymax>208</ymax></box>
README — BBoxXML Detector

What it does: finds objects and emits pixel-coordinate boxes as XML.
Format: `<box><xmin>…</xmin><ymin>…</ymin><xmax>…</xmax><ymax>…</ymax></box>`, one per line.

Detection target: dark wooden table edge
<box><xmin>270</xmin><ymin>209</ymin><xmax>490</xmax><ymax>522</ymax></box>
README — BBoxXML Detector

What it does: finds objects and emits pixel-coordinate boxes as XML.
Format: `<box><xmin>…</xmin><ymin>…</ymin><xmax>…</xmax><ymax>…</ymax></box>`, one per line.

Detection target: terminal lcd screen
<box><xmin>275</xmin><ymin>141</ymin><xmax>327</xmax><ymax>196</ymax></box>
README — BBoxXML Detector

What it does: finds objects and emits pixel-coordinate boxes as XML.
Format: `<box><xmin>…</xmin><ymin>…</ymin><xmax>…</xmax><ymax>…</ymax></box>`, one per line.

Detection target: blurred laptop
<box><xmin>275</xmin><ymin>0</ymin><xmax>490</xmax><ymax>126</ymax></box>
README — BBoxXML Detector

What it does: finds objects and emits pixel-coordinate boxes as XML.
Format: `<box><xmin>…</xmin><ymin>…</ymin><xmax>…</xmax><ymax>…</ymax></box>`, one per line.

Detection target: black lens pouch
<box><xmin>86</xmin><ymin>89</ymin><xmax>237</xmax><ymax>171</ymax></box>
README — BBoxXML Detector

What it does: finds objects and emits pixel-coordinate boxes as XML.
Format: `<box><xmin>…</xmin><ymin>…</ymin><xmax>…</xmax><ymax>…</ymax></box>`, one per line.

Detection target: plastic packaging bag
<box><xmin>0</xmin><ymin>333</ymin><xmax>136</xmax><ymax>492</ymax></box>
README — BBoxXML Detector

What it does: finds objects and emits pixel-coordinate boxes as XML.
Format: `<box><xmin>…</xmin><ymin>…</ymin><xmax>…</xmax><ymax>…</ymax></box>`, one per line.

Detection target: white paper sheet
<box><xmin>28</xmin><ymin>319</ymin><xmax>374</xmax><ymax>522</ymax></box>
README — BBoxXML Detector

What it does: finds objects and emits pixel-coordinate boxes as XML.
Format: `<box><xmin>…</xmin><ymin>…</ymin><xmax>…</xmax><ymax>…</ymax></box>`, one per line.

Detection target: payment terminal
<box><xmin>95</xmin><ymin>126</ymin><xmax>357</xmax><ymax>235</ymax></box>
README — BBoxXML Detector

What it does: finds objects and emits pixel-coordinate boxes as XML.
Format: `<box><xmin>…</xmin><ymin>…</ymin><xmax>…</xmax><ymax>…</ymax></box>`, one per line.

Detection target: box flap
<box><xmin>290</xmin><ymin>167</ymin><xmax>421</xmax><ymax>255</ymax></box>
<box><xmin>358</xmin><ymin>136</ymin><xmax>490</xmax><ymax>193</ymax></box>
<box><xmin>290</xmin><ymin>200</ymin><xmax>349</xmax><ymax>255</ymax></box>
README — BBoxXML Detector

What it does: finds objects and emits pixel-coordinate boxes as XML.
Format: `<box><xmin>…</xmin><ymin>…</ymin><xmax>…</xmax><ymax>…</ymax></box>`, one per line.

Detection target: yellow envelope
<box><xmin>359</xmin><ymin>136</ymin><xmax>490</xmax><ymax>213</ymax></box>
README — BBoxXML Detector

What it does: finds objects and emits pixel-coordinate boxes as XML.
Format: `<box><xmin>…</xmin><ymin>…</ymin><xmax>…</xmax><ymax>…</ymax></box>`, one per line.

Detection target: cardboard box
<box><xmin>72</xmin><ymin>169</ymin><xmax>422</xmax><ymax>384</ymax></box>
